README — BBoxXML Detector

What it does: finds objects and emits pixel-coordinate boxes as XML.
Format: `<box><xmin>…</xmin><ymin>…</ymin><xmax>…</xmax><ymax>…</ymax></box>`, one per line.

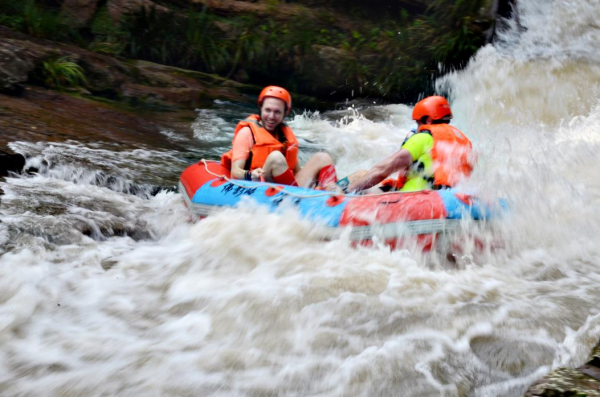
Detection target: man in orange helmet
<box><xmin>221</xmin><ymin>86</ymin><xmax>337</xmax><ymax>187</ymax></box>
<box><xmin>347</xmin><ymin>95</ymin><xmax>475</xmax><ymax>193</ymax></box>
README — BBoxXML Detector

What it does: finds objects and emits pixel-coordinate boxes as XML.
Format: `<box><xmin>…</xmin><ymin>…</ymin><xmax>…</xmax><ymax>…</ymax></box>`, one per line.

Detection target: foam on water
<box><xmin>2</xmin><ymin>0</ymin><xmax>600</xmax><ymax>395</ymax></box>
<box><xmin>289</xmin><ymin>107</ymin><xmax>414</xmax><ymax>177</ymax></box>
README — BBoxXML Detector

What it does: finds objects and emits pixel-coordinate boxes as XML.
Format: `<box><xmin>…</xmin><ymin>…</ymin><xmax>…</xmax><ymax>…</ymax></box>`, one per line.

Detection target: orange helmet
<box><xmin>258</xmin><ymin>86</ymin><xmax>292</xmax><ymax>116</ymax></box>
<box><xmin>412</xmin><ymin>96</ymin><xmax>453</xmax><ymax>122</ymax></box>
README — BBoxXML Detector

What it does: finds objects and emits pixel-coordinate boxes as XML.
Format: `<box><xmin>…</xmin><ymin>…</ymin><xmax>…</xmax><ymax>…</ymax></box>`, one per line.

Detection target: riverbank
<box><xmin>0</xmin><ymin>24</ymin><xmax>334</xmax><ymax>178</ymax></box>
<box><xmin>0</xmin><ymin>0</ymin><xmax>513</xmax><ymax>161</ymax></box>
<box><xmin>0</xmin><ymin>0</ymin><xmax>513</xmax><ymax>102</ymax></box>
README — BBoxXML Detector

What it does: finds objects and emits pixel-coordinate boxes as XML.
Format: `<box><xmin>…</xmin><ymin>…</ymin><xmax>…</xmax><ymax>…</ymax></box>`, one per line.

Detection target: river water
<box><xmin>2</xmin><ymin>0</ymin><xmax>600</xmax><ymax>396</ymax></box>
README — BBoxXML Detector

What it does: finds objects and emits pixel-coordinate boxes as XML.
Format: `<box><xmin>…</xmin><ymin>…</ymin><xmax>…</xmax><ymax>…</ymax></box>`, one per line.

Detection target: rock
<box><xmin>0</xmin><ymin>27</ymin><xmax>129</xmax><ymax>97</ymax></box>
<box><xmin>484</xmin><ymin>0</ymin><xmax>520</xmax><ymax>42</ymax></box>
<box><xmin>61</xmin><ymin>0</ymin><xmax>102</xmax><ymax>27</ymax></box>
<box><xmin>494</xmin><ymin>0</ymin><xmax>518</xmax><ymax>19</ymax></box>
<box><xmin>120</xmin><ymin>83</ymin><xmax>203</xmax><ymax>107</ymax></box>
<box><xmin>213</xmin><ymin>20</ymin><xmax>233</xmax><ymax>35</ymax></box>
<box><xmin>296</xmin><ymin>45</ymin><xmax>352</xmax><ymax>97</ymax></box>
<box><xmin>525</xmin><ymin>367</ymin><xmax>600</xmax><ymax>396</ymax></box>
<box><xmin>0</xmin><ymin>26</ymin><xmax>255</xmax><ymax>108</ymax></box>
<box><xmin>107</xmin><ymin>0</ymin><xmax>171</xmax><ymax>21</ymax></box>
<box><xmin>0</xmin><ymin>86</ymin><xmax>189</xmax><ymax>150</ymax></box>
<box><xmin>232</xmin><ymin>68</ymin><xmax>249</xmax><ymax>83</ymax></box>
<box><xmin>0</xmin><ymin>39</ymin><xmax>47</xmax><ymax>94</ymax></box>
<box><xmin>0</xmin><ymin>151</ymin><xmax>26</xmax><ymax>178</ymax></box>
<box><xmin>524</xmin><ymin>342</ymin><xmax>600</xmax><ymax>396</ymax></box>
<box><xmin>192</xmin><ymin>0</ymin><xmax>359</xmax><ymax>30</ymax></box>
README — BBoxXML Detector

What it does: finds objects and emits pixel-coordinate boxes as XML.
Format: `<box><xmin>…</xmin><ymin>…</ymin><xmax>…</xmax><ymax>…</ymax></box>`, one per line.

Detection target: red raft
<box><xmin>180</xmin><ymin>160</ymin><xmax>505</xmax><ymax>250</ymax></box>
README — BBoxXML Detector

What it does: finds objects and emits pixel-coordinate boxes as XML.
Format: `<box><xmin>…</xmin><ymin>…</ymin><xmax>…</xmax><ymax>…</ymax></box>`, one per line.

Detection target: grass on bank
<box><xmin>41</xmin><ymin>56</ymin><xmax>87</xmax><ymax>89</ymax></box>
<box><xmin>0</xmin><ymin>0</ymin><xmax>491</xmax><ymax>101</ymax></box>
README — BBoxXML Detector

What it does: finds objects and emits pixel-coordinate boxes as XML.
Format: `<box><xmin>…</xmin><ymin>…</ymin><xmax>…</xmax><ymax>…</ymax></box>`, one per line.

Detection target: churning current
<box><xmin>1</xmin><ymin>0</ymin><xmax>600</xmax><ymax>396</ymax></box>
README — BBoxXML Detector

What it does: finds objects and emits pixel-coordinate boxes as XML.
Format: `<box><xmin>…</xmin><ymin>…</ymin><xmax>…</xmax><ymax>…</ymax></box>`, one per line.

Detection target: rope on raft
<box><xmin>199</xmin><ymin>159</ymin><xmax>409</xmax><ymax>199</ymax></box>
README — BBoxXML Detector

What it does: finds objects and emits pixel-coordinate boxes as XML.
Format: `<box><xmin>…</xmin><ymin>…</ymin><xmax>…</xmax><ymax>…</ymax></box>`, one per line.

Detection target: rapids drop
<box><xmin>2</xmin><ymin>0</ymin><xmax>600</xmax><ymax>396</ymax></box>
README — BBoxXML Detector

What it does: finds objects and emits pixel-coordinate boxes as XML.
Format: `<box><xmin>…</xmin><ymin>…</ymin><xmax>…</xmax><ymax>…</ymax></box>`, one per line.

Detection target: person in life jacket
<box><xmin>221</xmin><ymin>86</ymin><xmax>338</xmax><ymax>187</ymax></box>
<box><xmin>347</xmin><ymin>95</ymin><xmax>475</xmax><ymax>193</ymax></box>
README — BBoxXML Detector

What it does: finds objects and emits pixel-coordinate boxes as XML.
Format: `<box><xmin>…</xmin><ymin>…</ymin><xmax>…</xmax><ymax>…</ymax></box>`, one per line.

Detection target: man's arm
<box><xmin>232</xmin><ymin>158</ymin><xmax>264</xmax><ymax>180</ymax></box>
<box><xmin>231</xmin><ymin>158</ymin><xmax>247</xmax><ymax>179</ymax></box>
<box><xmin>347</xmin><ymin>149</ymin><xmax>413</xmax><ymax>192</ymax></box>
<box><xmin>231</xmin><ymin>127</ymin><xmax>253</xmax><ymax>179</ymax></box>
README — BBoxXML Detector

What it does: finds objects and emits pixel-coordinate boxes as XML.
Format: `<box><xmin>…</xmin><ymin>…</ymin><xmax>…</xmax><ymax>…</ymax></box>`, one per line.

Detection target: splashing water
<box><xmin>2</xmin><ymin>0</ymin><xmax>600</xmax><ymax>396</ymax></box>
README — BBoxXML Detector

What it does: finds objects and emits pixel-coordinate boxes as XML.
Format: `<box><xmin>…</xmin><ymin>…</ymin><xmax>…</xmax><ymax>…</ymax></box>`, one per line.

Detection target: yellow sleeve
<box><xmin>401</xmin><ymin>133</ymin><xmax>434</xmax><ymax>161</ymax></box>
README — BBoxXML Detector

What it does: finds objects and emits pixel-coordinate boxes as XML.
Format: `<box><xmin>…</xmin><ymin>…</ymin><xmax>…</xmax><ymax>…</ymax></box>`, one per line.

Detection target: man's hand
<box><xmin>250</xmin><ymin>168</ymin><xmax>265</xmax><ymax>181</ymax></box>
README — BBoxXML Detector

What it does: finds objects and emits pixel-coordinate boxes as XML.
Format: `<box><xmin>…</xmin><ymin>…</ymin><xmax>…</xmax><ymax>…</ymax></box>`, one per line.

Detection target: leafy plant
<box><xmin>119</xmin><ymin>6</ymin><xmax>231</xmax><ymax>72</ymax></box>
<box><xmin>225</xmin><ymin>15</ymin><xmax>268</xmax><ymax>78</ymax></box>
<box><xmin>42</xmin><ymin>56</ymin><xmax>87</xmax><ymax>89</ymax></box>
<box><xmin>120</xmin><ymin>7</ymin><xmax>178</xmax><ymax>64</ymax></box>
<box><xmin>23</xmin><ymin>0</ymin><xmax>75</xmax><ymax>40</ymax></box>
<box><xmin>88</xmin><ymin>41</ymin><xmax>124</xmax><ymax>55</ymax></box>
<box><xmin>0</xmin><ymin>14</ymin><xmax>24</xmax><ymax>30</ymax></box>
<box><xmin>90</xmin><ymin>5</ymin><xmax>122</xmax><ymax>43</ymax></box>
<box><xmin>181</xmin><ymin>8</ymin><xmax>231</xmax><ymax>72</ymax></box>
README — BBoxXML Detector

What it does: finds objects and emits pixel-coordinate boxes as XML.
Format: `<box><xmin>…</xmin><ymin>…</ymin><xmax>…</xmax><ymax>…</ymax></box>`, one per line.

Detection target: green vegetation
<box><xmin>0</xmin><ymin>0</ymin><xmax>492</xmax><ymax>101</ymax></box>
<box><xmin>88</xmin><ymin>6</ymin><xmax>124</xmax><ymax>55</ymax></box>
<box><xmin>0</xmin><ymin>0</ymin><xmax>79</xmax><ymax>41</ymax></box>
<box><xmin>41</xmin><ymin>56</ymin><xmax>87</xmax><ymax>89</ymax></box>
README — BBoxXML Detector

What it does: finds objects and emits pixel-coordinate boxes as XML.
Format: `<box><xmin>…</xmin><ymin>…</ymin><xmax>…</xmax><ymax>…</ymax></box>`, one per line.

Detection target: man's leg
<box><xmin>263</xmin><ymin>151</ymin><xmax>297</xmax><ymax>185</ymax></box>
<box><xmin>295</xmin><ymin>152</ymin><xmax>335</xmax><ymax>188</ymax></box>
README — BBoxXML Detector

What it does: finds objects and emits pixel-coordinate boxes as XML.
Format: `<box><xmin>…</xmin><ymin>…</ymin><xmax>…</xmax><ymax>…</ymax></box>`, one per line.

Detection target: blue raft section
<box><xmin>180</xmin><ymin>161</ymin><xmax>507</xmax><ymax>236</ymax></box>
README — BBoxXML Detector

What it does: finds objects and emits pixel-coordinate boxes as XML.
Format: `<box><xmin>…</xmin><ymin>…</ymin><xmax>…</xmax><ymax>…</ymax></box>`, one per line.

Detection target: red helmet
<box><xmin>412</xmin><ymin>96</ymin><xmax>453</xmax><ymax>122</ymax></box>
<box><xmin>258</xmin><ymin>86</ymin><xmax>292</xmax><ymax>116</ymax></box>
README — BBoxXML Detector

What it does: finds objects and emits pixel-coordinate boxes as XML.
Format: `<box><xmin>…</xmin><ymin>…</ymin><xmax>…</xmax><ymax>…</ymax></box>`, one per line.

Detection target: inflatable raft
<box><xmin>179</xmin><ymin>160</ymin><xmax>504</xmax><ymax>248</ymax></box>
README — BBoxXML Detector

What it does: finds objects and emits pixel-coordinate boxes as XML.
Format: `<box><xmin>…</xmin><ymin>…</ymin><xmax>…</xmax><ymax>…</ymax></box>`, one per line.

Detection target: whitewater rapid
<box><xmin>2</xmin><ymin>0</ymin><xmax>600</xmax><ymax>396</ymax></box>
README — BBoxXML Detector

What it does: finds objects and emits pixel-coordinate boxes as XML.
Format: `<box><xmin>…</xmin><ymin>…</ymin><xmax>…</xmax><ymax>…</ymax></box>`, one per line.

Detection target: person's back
<box><xmin>347</xmin><ymin>96</ymin><xmax>475</xmax><ymax>193</ymax></box>
<box><xmin>400</xmin><ymin>119</ymin><xmax>473</xmax><ymax>192</ymax></box>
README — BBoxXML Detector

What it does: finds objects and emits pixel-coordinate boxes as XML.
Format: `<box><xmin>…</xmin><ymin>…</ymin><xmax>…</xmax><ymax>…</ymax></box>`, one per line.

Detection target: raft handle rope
<box><xmin>200</xmin><ymin>159</ymin><xmax>415</xmax><ymax>199</ymax></box>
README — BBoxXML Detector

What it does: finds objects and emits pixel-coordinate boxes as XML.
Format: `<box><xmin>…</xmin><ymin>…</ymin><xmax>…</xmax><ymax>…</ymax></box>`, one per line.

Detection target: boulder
<box><xmin>524</xmin><ymin>343</ymin><xmax>600</xmax><ymax>396</ymax></box>
<box><xmin>484</xmin><ymin>0</ymin><xmax>520</xmax><ymax>41</ymax></box>
<box><xmin>0</xmin><ymin>27</ymin><xmax>129</xmax><ymax>96</ymax></box>
<box><xmin>0</xmin><ymin>39</ymin><xmax>49</xmax><ymax>94</ymax></box>
<box><xmin>107</xmin><ymin>0</ymin><xmax>171</xmax><ymax>21</ymax></box>
<box><xmin>61</xmin><ymin>0</ymin><xmax>102</xmax><ymax>27</ymax></box>
<box><xmin>0</xmin><ymin>151</ymin><xmax>26</xmax><ymax>178</ymax></box>
<box><xmin>295</xmin><ymin>45</ymin><xmax>352</xmax><ymax>97</ymax></box>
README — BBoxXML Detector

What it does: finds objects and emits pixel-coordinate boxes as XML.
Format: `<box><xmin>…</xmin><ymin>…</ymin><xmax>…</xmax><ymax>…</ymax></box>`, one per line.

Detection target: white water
<box><xmin>2</xmin><ymin>0</ymin><xmax>600</xmax><ymax>395</ymax></box>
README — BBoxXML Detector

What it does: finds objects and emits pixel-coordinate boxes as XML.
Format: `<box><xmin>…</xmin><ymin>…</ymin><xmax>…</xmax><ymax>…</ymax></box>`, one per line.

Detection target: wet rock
<box><xmin>299</xmin><ymin>45</ymin><xmax>351</xmax><ymax>97</ymax></box>
<box><xmin>525</xmin><ymin>367</ymin><xmax>600</xmax><ymax>396</ymax></box>
<box><xmin>0</xmin><ymin>38</ymin><xmax>50</xmax><ymax>95</ymax></box>
<box><xmin>496</xmin><ymin>0</ymin><xmax>518</xmax><ymax>19</ymax></box>
<box><xmin>61</xmin><ymin>0</ymin><xmax>102</xmax><ymax>27</ymax></box>
<box><xmin>0</xmin><ymin>151</ymin><xmax>26</xmax><ymax>178</ymax></box>
<box><xmin>485</xmin><ymin>0</ymin><xmax>521</xmax><ymax>42</ymax></box>
<box><xmin>107</xmin><ymin>0</ymin><xmax>170</xmax><ymax>21</ymax></box>
<box><xmin>0</xmin><ymin>25</ymin><xmax>254</xmax><ymax>108</ymax></box>
<box><xmin>0</xmin><ymin>25</ymin><xmax>262</xmax><ymax>151</ymax></box>
<box><xmin>524</xmin><ymin>343</ymin><xmax>600</xmax><ymax>396</ymax></box>
<box><xmin>121</xmin><ymin>60</ymin><xmax>253</xmax><ymax>107</ymax></box>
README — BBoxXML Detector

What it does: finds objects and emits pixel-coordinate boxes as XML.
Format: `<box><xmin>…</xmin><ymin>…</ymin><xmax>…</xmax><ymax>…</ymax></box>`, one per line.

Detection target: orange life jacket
<box><xmin>394</xmin><ymin>123</ymin><xmax>474</xmax><ymax>189</ymax></box>
<box><xmin>221</xmin><ymin>114</ymin><xmax>299</xmax><ymax>172</ymax></box>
